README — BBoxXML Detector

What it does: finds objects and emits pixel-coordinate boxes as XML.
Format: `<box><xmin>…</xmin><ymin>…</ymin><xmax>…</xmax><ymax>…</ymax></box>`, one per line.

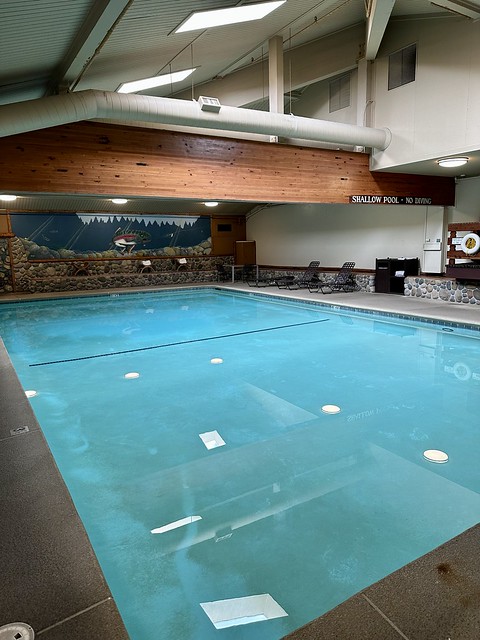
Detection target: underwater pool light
<box><xmin>124</xmin><ymin>372</ymin><xmax>140</xmax><ymax>379</ymax></box>
<box><xmin>210</xmin><ymin>357</ymin><xmax>223</xmax><ymax>364</ymax></box>
<box><xmin>25</xmin><ymin>390</ymin><xmax>37</xmax><ymax>398</ymax></box>
<box><xmin>321</xmin><ymin>404</ymin><xmax>341</xmax><ymax>414</ymax></box>
<box><xmin>423</xmin><ymin>449</ymin><xmax>449</xmax><ymax>463</ymax></box>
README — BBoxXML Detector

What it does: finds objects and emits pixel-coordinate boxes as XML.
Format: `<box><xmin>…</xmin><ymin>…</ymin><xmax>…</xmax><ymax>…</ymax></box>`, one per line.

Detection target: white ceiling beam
<box><xmin>365</xmin><ymin>0</ymin><xmax>396</xmax><ymax>60</ymax></box>
<box><xmin>430</xmin><ymin>1</ymin><xmax>480</xmax><ymax>19</ymax></box>
<box><xmin>52</xmin><ymin>0</ymin><xmax>131</xmax><ymax>92</ymax></box>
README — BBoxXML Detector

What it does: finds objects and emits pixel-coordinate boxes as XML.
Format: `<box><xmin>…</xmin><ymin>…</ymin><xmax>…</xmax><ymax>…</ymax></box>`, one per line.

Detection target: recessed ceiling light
<box><xmin>437</xmin><ymin>157</ymin><xmax>469</xmax><ymax>168</ymax></box>
<box><xmin>118</xmin><ymin>68</ymin><xmax>196</xmax><ymax>94</ymax></box>
<box><xmin>204</xmin><ymin>201</ymin><xmax>219</xmax><ymax>207</ymax></box>
<box><xmin>111</xmin><ymin>198</ymin><xmax>128</xmax><ymax>204</ymax></box>
<box><xmin>0</xmin><ymin>194</ymin><xmax>17</xmax><ymax>201</ymax></box>
<box><xmin>176</xmin><ymin>1</ymin><xmax>286</xmax><ymax>33</ymax></box>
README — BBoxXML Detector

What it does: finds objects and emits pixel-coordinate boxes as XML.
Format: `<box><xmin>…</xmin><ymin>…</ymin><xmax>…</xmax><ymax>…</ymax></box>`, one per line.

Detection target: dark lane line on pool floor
<box><xmin>29</xmin><ymin>318</ymin><xmax>330</xmax><ymax>367</ymax></box>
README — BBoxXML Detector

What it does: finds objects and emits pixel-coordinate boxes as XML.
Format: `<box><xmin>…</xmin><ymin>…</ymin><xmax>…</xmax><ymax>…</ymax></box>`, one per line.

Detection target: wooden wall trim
<box><xmin>0</xmin><ymin>121</ymin><xmax>455</xmax><ymax>205</ymax></box>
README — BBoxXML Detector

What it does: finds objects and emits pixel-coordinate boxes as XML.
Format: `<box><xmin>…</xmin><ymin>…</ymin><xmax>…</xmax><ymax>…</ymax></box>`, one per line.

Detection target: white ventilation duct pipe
<box><xmin>0</xmin><ymin>89</ymin><xmax>391</xmax><ymax>150</ymax></box>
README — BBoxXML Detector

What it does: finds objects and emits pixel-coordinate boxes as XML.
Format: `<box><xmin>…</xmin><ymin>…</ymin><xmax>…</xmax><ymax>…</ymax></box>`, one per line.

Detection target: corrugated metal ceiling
<box><xmin>0</xmin><ymin>0</ymin><xmax>458</xmax><ymax>105</ymax></box>
<box><xmin>2</xmin><ymin>194</ymin><xmax>256</xmax><ymax>216</ymax></box>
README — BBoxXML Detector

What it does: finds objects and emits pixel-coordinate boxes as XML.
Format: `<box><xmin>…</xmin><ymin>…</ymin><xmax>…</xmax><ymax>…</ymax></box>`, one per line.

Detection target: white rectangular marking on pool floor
<box><xmin>151</xmin><ymin>515</ymin><xmax>202</xmax><ymax>534</ymax></box>
<box><xmin>199</xmin><ymin>430</ymin><xmax>226</xmax><ymax>450</ymax></box>
<box><xmin>200</xmin><ymin>594</ymin><xmax>288</xmax><ymax>629</ymax></box>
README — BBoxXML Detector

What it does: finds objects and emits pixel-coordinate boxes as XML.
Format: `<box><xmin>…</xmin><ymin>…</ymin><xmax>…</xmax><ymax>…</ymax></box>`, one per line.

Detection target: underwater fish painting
<box><xmin>112</xmin><ymin>228</ymin><xmax>151</xmax><ymax>253</ymax></box>
<box><xmin>10</xmin><ymin>213</ymin><xmax>211</xmax><ymax>259</ymax></box>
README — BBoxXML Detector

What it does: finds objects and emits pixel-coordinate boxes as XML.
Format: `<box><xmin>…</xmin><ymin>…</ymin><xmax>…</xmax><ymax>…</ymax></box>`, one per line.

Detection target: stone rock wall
<box><xmin>405</xmin><ymin>276</ymin><xmax>480</xmax><ymax>305</ymax></box>
<box><xmin>0</xmin><ymin>239</ymin><xmax>13</xmax><ymax>293</ymax></box>
<box><xmin>259</xmin><ymin>270</ymin><xmax>374</xmax><ymax>292</ymax></box>
<box><xmin>8</xmin><ymin>237</ymin><xmax>231</xmax><ymax>294</ymax></box>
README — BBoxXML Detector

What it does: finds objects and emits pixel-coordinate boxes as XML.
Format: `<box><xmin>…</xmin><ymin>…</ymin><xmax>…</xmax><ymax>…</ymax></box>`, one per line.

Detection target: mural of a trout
<box><xmin>112</xmin><ymin>228</ymin><xmax>151</xmax><ymax>253</ymax></box>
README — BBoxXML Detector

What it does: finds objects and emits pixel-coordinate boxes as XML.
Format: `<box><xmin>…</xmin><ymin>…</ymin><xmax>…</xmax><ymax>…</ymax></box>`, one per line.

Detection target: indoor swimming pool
<box><xmin>1</xmin><ymin>288</ymin><xmax>479</xmax><ymax>640</ymax></box>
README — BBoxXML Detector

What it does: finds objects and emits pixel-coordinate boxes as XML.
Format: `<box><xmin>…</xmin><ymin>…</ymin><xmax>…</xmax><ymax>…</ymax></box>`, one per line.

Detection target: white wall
<box><xmin>371</xmin><ymin>17</ymin><xmax>480</xmax><ymax>171</ymax></box>
<box><xmin>292</xmin><ymin>70</ymin><xmax>358</xmax><ymax>125</ymax></box>
<box><xmin>450</xmin><ymin>176</ymin><xmax>480</xmax><ymax>223</ymax></box>
<box><xmin>247</xmin><ymin>203</ymin><xmax>429</xmax><ymax>270</ymax></box>
<box><xmin>247</xmin><ymin>176</ymin><xmax>480</xmax><ymax>273</ymax></box>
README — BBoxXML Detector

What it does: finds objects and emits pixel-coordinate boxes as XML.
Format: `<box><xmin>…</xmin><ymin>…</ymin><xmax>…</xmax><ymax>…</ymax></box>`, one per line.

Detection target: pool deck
<box><xmin>0</xmin><ymin>285</ymin><xmax>479</xmax><ymax>639</ymax></box>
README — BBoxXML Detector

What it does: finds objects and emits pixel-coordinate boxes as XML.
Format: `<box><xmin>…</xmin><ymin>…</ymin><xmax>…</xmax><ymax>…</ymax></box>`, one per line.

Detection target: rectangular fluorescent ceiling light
<box><xmin>176</xmin><ymin>1</ymin><xmax>286</xmax><ymax>33</ymax></box>
<box><xmin>151</xmin><ymin>515</ymin><xmax>202</xmax><ymax>535</ymax></box>
<box><xmin>118</xmin><ymin>68</ymin><xmax>196</xmax><ymax>94</ymax></box>
<box><xmin>200</xmin><ymin>594</ymin><xmax>288</xmax><ymax>629</ymax></box>
<box><xmin>199</xmin><ymin>430</ymin><xmax>226</xmax><ymax>450</ymax></box>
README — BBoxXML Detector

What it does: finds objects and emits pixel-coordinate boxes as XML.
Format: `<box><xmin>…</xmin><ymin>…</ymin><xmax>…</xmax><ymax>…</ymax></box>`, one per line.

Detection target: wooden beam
<box><xmin>0</xmin><ymin>121</ymin><xmax>455</xmax><ymax>205</ymax></box>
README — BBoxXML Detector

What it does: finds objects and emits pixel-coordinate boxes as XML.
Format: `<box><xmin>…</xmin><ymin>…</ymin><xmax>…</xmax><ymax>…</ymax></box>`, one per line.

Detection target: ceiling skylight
<box><xmin>118</xmin><ymin>68</ymin><xmax>196</xmax><ymax>94</ymax></box>
<box><xmin>176</xmin><ymin>1</ymin><xmax>286</xmax><ymax>33</ymax></box>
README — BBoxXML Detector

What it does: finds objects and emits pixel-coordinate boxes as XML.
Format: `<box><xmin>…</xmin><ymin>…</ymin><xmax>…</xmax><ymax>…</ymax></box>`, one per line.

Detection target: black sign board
<box><xmin>349</xmin><ymin>195</ymin><xmax>432</xmax><ymax>205</ymax></box>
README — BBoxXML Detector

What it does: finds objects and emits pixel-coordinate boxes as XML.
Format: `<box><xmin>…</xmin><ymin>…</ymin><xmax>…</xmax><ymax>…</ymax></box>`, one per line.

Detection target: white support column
<box><xmin>355</xmin><ymin>57</ymin><xmax>371</xmax><ymax>151</ymax></box>
<box><xmin>268</xmin><ymin>36</ymin><xmax>284</xmax><ymax>142</ymax></box>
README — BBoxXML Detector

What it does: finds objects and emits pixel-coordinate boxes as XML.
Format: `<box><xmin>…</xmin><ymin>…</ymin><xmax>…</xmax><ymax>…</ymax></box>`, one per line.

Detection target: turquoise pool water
<box><xmin>1</xmin><ymin>288</ymin><xmax>479</xmax><ymax>639</ymax></box>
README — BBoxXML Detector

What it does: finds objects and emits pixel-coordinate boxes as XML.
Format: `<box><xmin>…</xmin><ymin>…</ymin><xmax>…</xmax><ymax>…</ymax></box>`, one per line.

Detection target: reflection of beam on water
<box><xmin>152</xmin><ymin>452</ymin><xmax>368</xmax><ymax>556</ymax></box>
<box><xmin>243</xmin><ymin>382</ymin><xmax>317</xmax><ymax>428</ymax></box>
<box><xmin>137</xmin><ymin>416</ymin><xmax>334</xmax><ymax>508</ymax></box>
<box><xmin>369</xmin><ymin>442</ymin><xmax>480</xmax><ymax>501</ymax></box>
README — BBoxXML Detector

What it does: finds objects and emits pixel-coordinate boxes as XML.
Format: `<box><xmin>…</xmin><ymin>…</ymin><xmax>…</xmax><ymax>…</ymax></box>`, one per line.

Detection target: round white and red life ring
<box><xmin>460</xmin><ymin>233</ymin><xmax>480</xmax><ymax>255</ymax></box>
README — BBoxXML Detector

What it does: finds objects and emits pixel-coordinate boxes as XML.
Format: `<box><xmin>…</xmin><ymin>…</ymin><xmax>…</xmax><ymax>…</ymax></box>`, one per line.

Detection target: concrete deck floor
<box><xmin>1</xmin><ymin>285</ymin><xmax>479</xmax><ymax>639</ymax></box>
<box><xmin>221</xmin><ymin>282</ymin><xmax>480</xmax><ymax>327</ymax></box>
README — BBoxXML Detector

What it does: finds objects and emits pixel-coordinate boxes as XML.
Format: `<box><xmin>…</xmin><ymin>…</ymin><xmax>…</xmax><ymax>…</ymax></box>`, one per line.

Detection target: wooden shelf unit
<box><xmin>375</xmin><ymin>258</ymin><xmax>419</xmax><ymax>294</ymax></box>
<box><xmin>446</xmin><ymin>222</ymin><xmax>480</xmax><ymax>281</ymax></box>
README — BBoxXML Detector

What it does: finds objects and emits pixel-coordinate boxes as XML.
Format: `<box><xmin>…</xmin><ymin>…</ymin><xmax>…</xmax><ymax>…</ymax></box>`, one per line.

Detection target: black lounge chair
<box><xmin>311</xmin><ymin>261</ymin><xmax>357</xmax><ymax>294</ymax></box>
<box><xmin>240</xmin><ymin>264</ymin><xmax>256</xmax><ymax>282</ymax></box>
<box><xmin>277</xmin><ymin>261</ymin><xmax>320</xmax><ymax>289</ymax></box>
<box><xmin>247</xmin><ymin>270</ymin><xmax>277</xmax><ymax>287</ymax></box>
<box><xmin>216</xmin><ymin>263</ymin><xmax>230</xmax><ymax>282</ymax></box>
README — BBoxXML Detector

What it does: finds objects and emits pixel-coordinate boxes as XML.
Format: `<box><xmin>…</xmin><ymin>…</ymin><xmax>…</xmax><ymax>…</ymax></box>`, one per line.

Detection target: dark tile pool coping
<box><xmin>283</xmin><ymin>523</ymin><xmax>480</xmax><ymax>640</ymax></box>
<box><xmin>1</xmin><ymin>287</ymin><xmax>479</xmax><ymax>639</ymax></box>
<box><xmin>0</xmin><ymin>339</ymin><xmax>130</xmax><ymax>639</ymax></box>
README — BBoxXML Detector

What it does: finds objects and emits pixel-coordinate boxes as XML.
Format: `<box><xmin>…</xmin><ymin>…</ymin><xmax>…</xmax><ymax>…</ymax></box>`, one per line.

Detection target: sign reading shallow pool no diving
<box><xmin>349</xmin><ymin>195</ymin><xmax>432</xmax><ymax>205</ymax></box>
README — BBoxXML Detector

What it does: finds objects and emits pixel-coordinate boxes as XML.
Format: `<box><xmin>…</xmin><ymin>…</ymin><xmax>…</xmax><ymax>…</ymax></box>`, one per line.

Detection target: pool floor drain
<box><xmin>0</xmin><ymin>622</ymin><xmax>35</xmax><ymax>639</ymax></box>
<box><xmin>9</xmin><ymin>426</ymin><xmax>30</xmax><ymax>437</ymax></box>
